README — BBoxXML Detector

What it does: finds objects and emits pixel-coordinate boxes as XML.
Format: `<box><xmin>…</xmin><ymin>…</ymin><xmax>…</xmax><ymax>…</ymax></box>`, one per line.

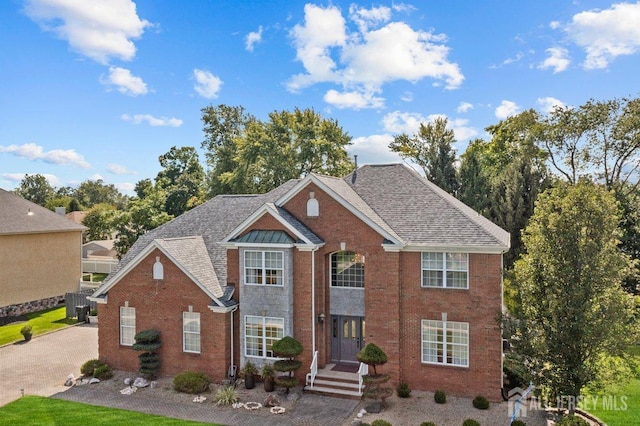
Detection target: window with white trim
<box><xmin>421</xmin><ymin>252</ymin><xmax>468</xmax><ymax>288</ymax></box>
<box><xmin>245</xmin><ymin>316</ymin><xmax>284</xmax><ymax>358</ymax></box>
<box><xmin>183</xmin><ymin>311</ymin><xmax>201</xmax><ymax>353</ymax></box>
<box><xmin>421</xmin><ymin>319</ymin><xmax>469</xmax><ymax>367</ymax></box>
<box><xmin>244</xmin><ymin>250</ymin><xmax>284</xmax><ymax>285</ymax></box>
<box><xmin>331</xmin><ymin>251</ymin><xmax>365</xmax><ymax>288</ymax></box>
<box><xmin>119</xmin><ymin>306</ymin><xmax>136</xmax><ymax>346</ymax></box>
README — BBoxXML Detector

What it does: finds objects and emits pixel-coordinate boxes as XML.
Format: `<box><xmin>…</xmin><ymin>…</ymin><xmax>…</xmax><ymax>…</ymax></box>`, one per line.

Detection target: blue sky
<box><xmin>1</xmin><ymin>0</ymin><xmax>639</xmax><ymax>195</ymax></box>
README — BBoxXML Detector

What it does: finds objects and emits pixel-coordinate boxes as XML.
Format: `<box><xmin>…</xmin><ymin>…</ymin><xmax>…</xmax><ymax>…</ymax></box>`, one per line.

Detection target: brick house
<box><xmin>90</xmin><ymin>164</ymin><xmax>509</xmax><ymax>400</ymax></box>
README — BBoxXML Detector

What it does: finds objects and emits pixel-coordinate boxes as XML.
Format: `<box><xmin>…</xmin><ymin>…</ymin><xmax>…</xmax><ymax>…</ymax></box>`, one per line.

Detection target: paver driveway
<box><xmin>0</xmin><ymin>323</ymin><xmax>98</xmax><ymax>407</ymax></box>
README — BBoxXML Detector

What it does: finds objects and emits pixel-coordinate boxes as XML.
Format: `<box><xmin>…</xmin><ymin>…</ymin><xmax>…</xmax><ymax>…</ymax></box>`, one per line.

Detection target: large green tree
<box><xmin>389</xmin><ymin>117</ymin><xmax>459</xmax><ymax>195</ymax></box>
<box><xmin>15</xmin><ymin>174</ymin><xmax>55</xmax><ymax>206</ymax></box>
<box><xmin>82</xmin><ymin>203</ymin><xmax>118</xmax><ymax>241</ymax></box>
<box><xmin>75</xmin><ymin>179</ymin><xmax>126</xmax><ymax>209</ymax></box>
<box><xmin>155</xmin><ymin>146</ymin><xmax>205</xmax><ymax>216</ymax></box>
<box><xmin>513</xmin><ymin>181</ymin><xmax>637</xmax><ymax>414</ymax></box>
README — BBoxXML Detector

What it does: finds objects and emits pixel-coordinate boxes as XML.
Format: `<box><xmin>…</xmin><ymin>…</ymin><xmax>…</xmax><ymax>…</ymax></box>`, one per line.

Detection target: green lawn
<box><xmin>0</xmin><ymin>306</ymin><xmax>77</xmax><ymax>346</ymax></box>
<box><xmin>0</xmin><ymin>396</ymin><xmax>220</xmax><ymax>426</ymax></box>
<box><xmin>581</xmin><ymin>346</ymin><xmax>640</xmax><ymax>425</ymax></box>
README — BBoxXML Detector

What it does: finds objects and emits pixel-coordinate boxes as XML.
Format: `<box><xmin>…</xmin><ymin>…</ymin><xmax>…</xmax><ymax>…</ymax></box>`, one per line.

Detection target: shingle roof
<box><xmin>0</xmin><ymin>188</ymin><xmax>86</xmax><ymax>235</ymax></box>
<box><xmin>344</xmin><ymin>163</ymin><xmax>510</xmax><ymax>248</ymax></box>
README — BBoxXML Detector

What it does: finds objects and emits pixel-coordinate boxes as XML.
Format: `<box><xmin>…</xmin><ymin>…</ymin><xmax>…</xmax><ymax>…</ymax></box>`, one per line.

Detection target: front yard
<box><xmin>0</xmin><ymin>306</ymin><xmax>76</xmax><ymax>346</ymax></box>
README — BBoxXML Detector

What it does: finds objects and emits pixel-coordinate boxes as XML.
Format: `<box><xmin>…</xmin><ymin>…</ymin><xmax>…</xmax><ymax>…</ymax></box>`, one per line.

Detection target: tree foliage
<box><xmin>75</xmin><ymin>179</ymin><xmax>125</xmax><ymax>209</ymax></box>
<box><xmin>82</xmin><ymin>203</ymin><xmax>117</xmax><ymax>241</ymax></box>
<box><xmin>155</xmin><ymin>146</ymin><xmax>205</xmax><ymax>216</ymax></box>
<box><xmin>15</xmin><ymin>174</ymin><xmax>55</xmax><ymax>206</ymax></box>
<box><xmin>513</xmin><ymin>181</ymin><xmax>638</xmax><ymax>413</ymax></box>
<box><xmin>389</xmin><ymin>117</ymin><xmax>459</xmax><ymax>195</ymax></box>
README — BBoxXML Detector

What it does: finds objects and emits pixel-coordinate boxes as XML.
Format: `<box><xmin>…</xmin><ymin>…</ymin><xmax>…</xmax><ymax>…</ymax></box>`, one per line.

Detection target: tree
<box><xmin>458</xmin><ymin>139</ymin><xmax>492</xmax><ymax>216</ymax></box>
<box><xmin>155</xmin><ymin>146</ymin><xmax>205</xmax><ymax>216</ymax></box>
<box><xmin>82</xmin><ymin>203</ymin><xmax>117</xmax><ymax>241</ymax></box>
<box><xmin>201</xmin><ymin>105</ymin><xmax>354</xmax><ymax>195</ymax></box>
<box><xmin>389</xmin><ymin>117</ymin><xmax>458</xmax><ymax>195</ymax></box>
<box><xmin>15</xmin><ymin>174</ymin><xmax>54</xmax><ymax>206</ymax></box>
<box><xmin>272</xmin><ymin>336</ymin><xmax>303</xmax><ymax>393</ymax></box>
<box><xmin>75</xmin><ymin>179</ymin><xmax>126</xmax><ymax>209</ymax></box>
<box><xmin>513</xmin><ymin>181</ymin><xmax>637</xmax><ymax>415</ymax></box>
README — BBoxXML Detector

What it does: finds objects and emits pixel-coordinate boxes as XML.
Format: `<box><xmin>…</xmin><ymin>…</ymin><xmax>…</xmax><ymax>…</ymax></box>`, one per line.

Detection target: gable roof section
<box><xmin>222</xmin><ymin>203</ymin><xmax>323</xmax><ymax>247</ymax></box>
<box><xmin>276</xmin><ymin>174</ymin><xmax>403</xmax><ymax>247</ymax></box>
<box><xmin>345</xmin><ymin>164</ymin><xmax>510</xmax><ymax>252</ymax></box>
<box><xmin>92</xmin><ymin>236</ymin><xmax>227</xmax><ymax>306</ymax></box>
<box><xmin>0</xmin><ymin>188</ymin><xmax>86</xmax><ymax>235</ymax></box>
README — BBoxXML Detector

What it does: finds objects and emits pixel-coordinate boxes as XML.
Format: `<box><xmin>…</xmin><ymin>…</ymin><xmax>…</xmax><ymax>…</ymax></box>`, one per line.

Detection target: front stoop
<box><xmin>305</xmin><ymin>371</ymin><xmax>362</xmax><ymax>400</ymax></box>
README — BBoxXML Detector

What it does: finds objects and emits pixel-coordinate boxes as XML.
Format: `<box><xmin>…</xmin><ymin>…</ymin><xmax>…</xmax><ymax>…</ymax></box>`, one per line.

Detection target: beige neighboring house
<box><xmin>83</xmin><ymin>239</ymin><xmax>117</xmax><ymax>259</ymax></box>
<box><xmin>0</xmin><ymin>188</ymin><xmax>86</xmax><ymax>317</ymax></box>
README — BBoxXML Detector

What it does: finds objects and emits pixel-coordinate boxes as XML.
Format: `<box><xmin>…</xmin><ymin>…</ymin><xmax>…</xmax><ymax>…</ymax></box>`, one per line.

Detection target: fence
<box><xmin>65</xmin><ymin>289</ymin><xmax>97</xmax><ymax>319</ymax></box>
<box><xmin>82</xmin><ymin>259</ymin><xmax>118</xmax><ymax>274</ymax></box>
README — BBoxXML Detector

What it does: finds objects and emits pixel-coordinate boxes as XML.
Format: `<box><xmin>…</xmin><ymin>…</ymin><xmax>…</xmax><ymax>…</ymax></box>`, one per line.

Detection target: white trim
<box><xmin>87</xmin><ymin>295</ymin><xmax>108</xmax><ymax>304</ymax></box>
<box><xmin>421</xmin><ymin>318</ymin><xmax>469</xmax><ymax>367</ymax></box>
<box><xmin>243</xmin><ymin>250</ymin><xmax>285</xmax><ymax>286</ymax></box>
<box><xmin>403</xmin><ymin>244</ymin><xmax>508</xmax><ymax>254</ymax></box>
<box><xmin>183</xmin><ymin>311</ymin><xmax>201</xmax><ymax>354</ymax></box>
<box><xmin>208</xmin><ymin>305</ymin><xmax>237</xmax><ymax>313</ymax></box>
<box><xmin>275</xmin><ymin>175</ymin><xmax>404</xmax><ymax>247</ymax></box>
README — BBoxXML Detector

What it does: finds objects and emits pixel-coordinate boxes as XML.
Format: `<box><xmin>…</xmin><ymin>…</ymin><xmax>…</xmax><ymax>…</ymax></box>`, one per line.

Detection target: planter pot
<box><xmin>263</xmin><ymin>376</ymin><xmax>275</xmax><ymax>392</ymax></box>
<box><xmin>22</xmin><ymin>334</ymin><xmax>32</xmax><ymax>342</ymax></box>
<box><xmin>88</xmin><ymin>316</ymin><xmax>98</xmax><ymax>324</ymax></box>
<box><xmin>244</xmin><ymin>374</ymin><xmax>255</xmax><ymax>389</ymax></box>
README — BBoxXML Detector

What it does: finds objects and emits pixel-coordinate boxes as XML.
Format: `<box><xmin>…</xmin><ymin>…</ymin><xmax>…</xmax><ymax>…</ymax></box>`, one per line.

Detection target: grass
<box><xmin>0</xmin><ymin>396</ymin><xmax>221</xmax><ymax>426</ymax></box>
<box><xmin>0</xmin><ymin>306</ymin><xmax>77</xmax><ymax>346</ymax></box>
<box><xmin>580</xmin><ymin>345</ymin><xmax>640</xmax><ymax>426</ymax></box>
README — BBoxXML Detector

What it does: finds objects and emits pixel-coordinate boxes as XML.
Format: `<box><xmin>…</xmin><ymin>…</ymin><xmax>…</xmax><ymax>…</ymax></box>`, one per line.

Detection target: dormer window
<box><xmin>307</xmin><ymin>192</ymin><xmax>319</xmax><ymax>217</ymax></box>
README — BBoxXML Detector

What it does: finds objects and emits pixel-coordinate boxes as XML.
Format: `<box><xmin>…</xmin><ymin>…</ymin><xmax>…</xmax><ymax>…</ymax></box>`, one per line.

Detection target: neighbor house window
<box><xmin>421</xmin><ymin>319</ymin><xmax>469</xmax><ymax>367</ymax></box>
<box><xmin>331</xmin><ymin>251</ymin><xmax>365</xmax><ymax>288</ymax></box>
<box><xmin>244</xmin><ymin>250</ymin><xmax>284</xmax><ymax>285</ymax></box>
<box><xmin>421</xmin><ymin>252</ymin><xmax>468</xmax><ymax>288</ymax></box>
<box><xmin>119</xmin><ymin>306</ymin><xmax>136</xmax><ymax>346</ymax></box>
<box><xmin>245</xmin><ymin>316</ymin><xmax>284</xmax><ymax>358</ymax></box>
<box><xmin>183</xmin><ymin>311</ymin><xmax>201</xmax><ymax>353</ymax></box>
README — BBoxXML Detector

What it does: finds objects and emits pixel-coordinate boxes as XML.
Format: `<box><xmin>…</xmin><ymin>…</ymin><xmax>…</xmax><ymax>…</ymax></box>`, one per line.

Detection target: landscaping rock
<box><xmin>366</xmin><ymin>401</ymin><xmax>382</xmax><ymax>413</ymax></box>
<box><xmin>89</xmin><ymin>378</ymin><xmax>100</xmax><ymax>384</ymax></box>
<box><xmin>133</xmin><ymin>377</ymin><xmax>149</xmax><ymax>388</ymax></box>
<box><xmin>263</xmin><ymin>394</ymin><xmax>280</xmax><ymax>407</ymax></box>
<box><xmin>64</xmin><ymin>374</ymin><xmax>75</xmax><ymax>387</ymax></box>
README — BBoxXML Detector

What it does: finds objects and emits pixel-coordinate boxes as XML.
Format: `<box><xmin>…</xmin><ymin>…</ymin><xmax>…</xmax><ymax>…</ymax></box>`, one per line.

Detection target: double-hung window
<box><xmin>244</xmin><ymin>250</ymin><xmax>284</xmax><ymax>285</ymax></box>
<box><xmin>119</xmin><ymin>306</ymin><xmax>136</xmax><ymax>346</ymax></box>
<box><xmin>183</xmin><ymin>311</ymin><xmax>201</xmax><ymax>353</ymax></box>
<box><xmin>421</xmin><ymin>252</ymin><xmax>468</xmax><ymax>288</ymax></box>
<box><xmin>421</xmin><ymin>319</ymin><xmax>469</xmax><ymax>367</ymax></box>
<box><xmin>245</xmin><ymin>316</ymin><xmax>284</xmax><ymax>358</ymax></box>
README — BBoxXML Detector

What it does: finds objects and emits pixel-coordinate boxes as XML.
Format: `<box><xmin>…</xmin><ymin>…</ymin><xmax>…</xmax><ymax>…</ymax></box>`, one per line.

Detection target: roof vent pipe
<box><xmin>351</xmin><ymin>155</ymin><xmax>358</xmax><ymax>184</ymax></box>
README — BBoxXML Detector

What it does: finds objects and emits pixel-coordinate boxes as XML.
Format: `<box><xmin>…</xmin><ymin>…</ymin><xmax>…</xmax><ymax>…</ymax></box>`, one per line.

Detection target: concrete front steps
<box><xmin>304</xmin><ymin>370</ymin><xmax>362</xmax><ymax>400</ymax></box>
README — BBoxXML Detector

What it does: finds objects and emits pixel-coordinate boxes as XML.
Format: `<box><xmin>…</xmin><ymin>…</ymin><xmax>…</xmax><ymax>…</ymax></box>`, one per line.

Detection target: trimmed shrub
<box><xmin>472</xmin><ymin>395</ymin><xmax>490</xmax><ymax>410</ymax></box>
<box><xmin>434</xmin><ymin>389</ymin><xmax>447</xmax><ymax>404</ymax></box>
<box><xmin>173</xmin><ymin>371</ymin><xmax>212</xmax><ymax>394</ymax></box>
<box><xmin>214</xmin><ymin>386</ymin><xmax>239</xmax><ymax>405</ymax></box>
<box><xmin>396</xmin><ymin>382</ymin><xmax>411</xmax><ymax>398</ymax></box>
<box><xmin>555</xmin><ymin>416</ymin><xmax>589</xmax><ymax>426</ymax></box>
<box><xmin>462</xmin><ymin>420</ymin><xmax>480</xmax><ymax>426</ymax></box>
<box><xmin>511</xmin><ymin>420</ymin><xmax>527</xmax><ymax>426</ymax></box>
<box><xmin>421</xmin><ymin>422</ymin><xmax>437</xmax><ymax>426</ymax></box>
<box><xmin>371</xmin><ymin>420</ymin><xmax>392</xmax><ymax>426</ymax></box>
<box><xmin>93</xmin><ymin>364</ymin><xmax>113</xmax><ymax>380</ymax></box>
<box><xmin>80</xmin><ymin>359</ymin><xmax>105</xmax><ymax>376</ymax></box>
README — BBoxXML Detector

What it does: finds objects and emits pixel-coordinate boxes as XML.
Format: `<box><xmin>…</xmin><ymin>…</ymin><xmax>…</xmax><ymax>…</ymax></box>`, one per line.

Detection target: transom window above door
<box><xmin>331</xmin><ymin>251</ymin><xmax>365</xmax><ymax>288</ymax></box>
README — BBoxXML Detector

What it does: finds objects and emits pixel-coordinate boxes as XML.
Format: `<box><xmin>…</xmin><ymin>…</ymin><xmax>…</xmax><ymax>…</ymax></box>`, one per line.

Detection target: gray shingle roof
<box><xmin>0</xmin><ymin>188</ymin><xmax>86</xmax><ymax>235</ymax></box>
<box><xmin>344</xmin><ymin>163</ymin><xmax>510</xmax><ymax>248</ymax></box>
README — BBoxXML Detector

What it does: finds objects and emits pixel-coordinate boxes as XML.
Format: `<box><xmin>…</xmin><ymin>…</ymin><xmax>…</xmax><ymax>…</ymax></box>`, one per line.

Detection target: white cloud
<box><xmin>287</xmin><ymin>4</ymin><xmax>463</xmax><ymax>109</ymax></box>
<box><xmin>193</xmin><ymin>68</ymin><xmax>223</xmax><ymax>99</ymax></box>
<box><xmin>448</xmin><ymin>118</ymin><xmax>478</xmax><ymax>141</ymax></box>
<box><xmin>538</xmin><ymin>47</ymin><xmax>570</xmax><ymax>73</ymax></box>
<box><xmin>121</xmin><ymin>114</ymin><xmax>183</xmax><ymax>127</ymax></box>
<box><xmin>537</xmin><ymin>96</ymin><xmax>566</xmax><ymax>114</ymax></box>
<box><xmin>495</xmin><ymin>100</ymin><xmax>520</xmax><ymax>120</ymax></box>
<box><xmin>107</xmin><ymin>163</ymin><xmax>135</xmax><ymax>174</ymax></box>
<box><xmin>566</xmin><ymin>2</ymin><xmax>640</xmax><ymax>69</ymax></box>
<box><xmin>382</xmin><ymin>111</ymin><xmax>477</xmax><ymax>141</ymax></box>
<box><xmin>549</xmin><ymin>20</ymin><xmax>561</xmax><ymax>30</ymax></box>
<box><xmin>245</xmin><ymin>26</ymin><xmax>263</xmax><ymax>52</ymax></box>
<box><xmin>400</xmin><ymin>91</ymin><xmax>413</xmax><ymax>102</ymax></box>
<box><xmin>503</xmin><ymin>52</ymin><xmax>524</xmax><ymax>65</ymax></box>
<box><xmin>102</xmin><ymin>67</ymin><xmax>148</xmax><ymax>96</ymax></box>
<box><xmin>2</xmin><ymin>172</ymin><xmax>61</xmax><ymax>187</ymax></box>
<box><xmin>0</xmin><ymin>143</ymin><xmax>90</xmax><ymax>168</ymax></box>
<box><xmin>348</xmin><ymin>134</ymin><xmax>402</xmax><ymax>164</ymax></box>
<box><xmin>323</xmin><ymin>89</ymin><xmax>384</xmax><ymax>109</ymax></box>
<box><xmin>23</xmin><ymin>0</ymin><xmax>151</xmax><ymax>64</ymax></box>
<box><xmin>115</xmin><ymin>182</ymin><xmax>136</xmax><ymax>194</ymax></box>
<box><xmin>457</xmin><ymin>102</ymin><xmax>473</xmax><ymax>113</ymax></box>
<box><xmin>89</xmin><ymin>173</ymin><xmax>104</xmax><ymax>181</ymax></box>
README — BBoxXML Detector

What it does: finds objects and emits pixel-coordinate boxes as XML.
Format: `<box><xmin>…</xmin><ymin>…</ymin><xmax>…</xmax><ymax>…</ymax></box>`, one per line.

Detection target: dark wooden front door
<box><xmin>331</xmin><ymin>316</ymin><xmax>365</xmax><ymax>363</ymax></box>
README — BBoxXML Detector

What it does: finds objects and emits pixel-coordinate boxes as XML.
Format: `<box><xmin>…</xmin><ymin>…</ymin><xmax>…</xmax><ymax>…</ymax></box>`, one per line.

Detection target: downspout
<box><xmin>230</xmin><ymin>305</ymin><xmax>238</xmax><ymax>377</ymax></box>
<box><xmin>311</xmin><ymin>247</ymin><xmax>317</xmax><ymax>354</ymax></box>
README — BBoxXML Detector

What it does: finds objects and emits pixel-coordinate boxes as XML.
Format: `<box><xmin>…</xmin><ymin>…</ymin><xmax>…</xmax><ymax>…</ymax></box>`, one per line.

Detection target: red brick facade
<box><xmin>97</xmin><ymin>180</ymin><xmax>504</xmax><ymax>401</ymax></box>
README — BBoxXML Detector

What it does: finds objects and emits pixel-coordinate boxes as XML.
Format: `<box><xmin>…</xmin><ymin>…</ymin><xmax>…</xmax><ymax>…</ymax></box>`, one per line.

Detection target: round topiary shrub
<box><xmin>421</xmin><ymin>422</ymin><xmax>437</xmax><ymax>426</ymax></box>
<box><xmin>462</xmin><ymin>420</ymin><xmax>480</xmax><ymax>426</ymax></box>
<box><xmin>396</xmin><ymin>382</ymin><xmax>411</xmax><ymax>398</ymax></box>
<box><xmin>80</xmin><ymin>359</ymin><xmax>105</xmax><ymax>376</ymax></box>
<box><xmin>511</xmin><ymin>420</ymin><xmax>527</xmax><ymax>426</ymax></box>
<box><xmin>472</xmin><ymin>395</ymin><xmax>490</xmax><ymax>409</ymax></box>
<box><xmin>555</xmin><ymin>415</ymin><xmax>590</xmax><ymax>426</ymax></box>
<box><xmin>371</xmin><ymin>420</ymin><xmax>392</xmax><ymax>426</ymax></box>
<box><xmin>173</xmin><ymin>371</ymin><xmax>212</xmax><ymax>394</ymax></box>
<box><xmin>93</xmin><ymin>364</ymin><xmax>113</xmax><ymax>380</ymax></box>
<box><xmin>434</xmin><ymin>389</ymin><xmax>447</xmax><ymax>404</ymax></box>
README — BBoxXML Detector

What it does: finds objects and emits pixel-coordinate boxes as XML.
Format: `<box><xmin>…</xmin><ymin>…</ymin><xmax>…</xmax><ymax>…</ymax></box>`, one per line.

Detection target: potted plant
<box><xmin>88</xmin><ymin>308</ymin><xmax>98</xmax><ymax>324</ymax></box>
<box><xmin>20</xmin><ymin>325</ymin><xmax>33</xmax><ymax>342</ymax></box>
<box><xmin>241</xmin><ymin>360</ymin><xmax>257</xmax><ymax>389</ymax></box>
<box><xmin>261</xmin><ymin>363</ymin><xmax>275</xmax><ymax>392</ymax></box>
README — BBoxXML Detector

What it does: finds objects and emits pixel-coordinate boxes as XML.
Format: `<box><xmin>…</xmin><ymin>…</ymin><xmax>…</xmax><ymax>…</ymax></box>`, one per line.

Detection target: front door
<box><xmin>331</xmin><ymin>316</ymin><xmax>365</xmax><ymax>363</ymax></box>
